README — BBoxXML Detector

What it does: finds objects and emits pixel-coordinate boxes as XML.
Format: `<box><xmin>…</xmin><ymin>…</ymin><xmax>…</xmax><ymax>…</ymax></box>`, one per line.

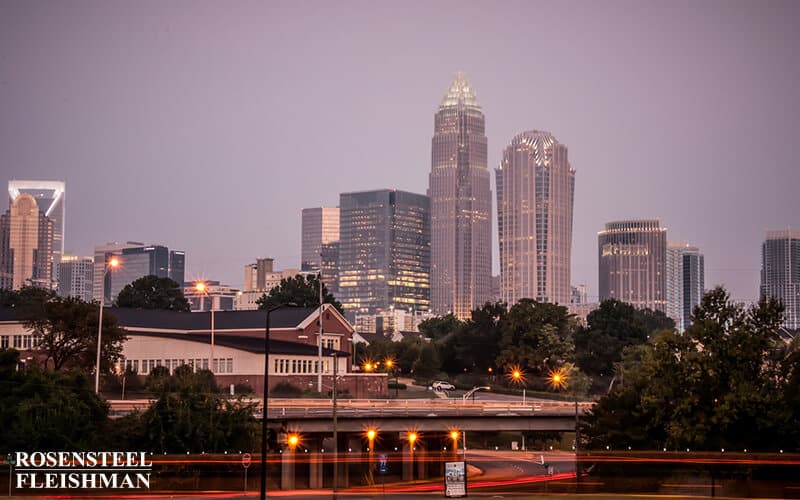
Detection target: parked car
<box><xmin>431</xmin><ymin>380</ymin><xmax>456</xmax><ymax>391</ymax></box>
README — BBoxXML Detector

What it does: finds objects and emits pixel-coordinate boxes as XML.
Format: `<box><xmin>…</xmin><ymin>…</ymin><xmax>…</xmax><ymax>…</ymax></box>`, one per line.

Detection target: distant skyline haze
<box><xmin>1</xmin><ymin>0</ymin><xmax>798</xmax><ymax>303</ymax></box>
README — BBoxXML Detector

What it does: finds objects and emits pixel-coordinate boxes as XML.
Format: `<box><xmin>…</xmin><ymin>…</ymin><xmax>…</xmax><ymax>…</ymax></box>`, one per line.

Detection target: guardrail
<box><xmin>108</xmin><ymin>398</ymin><xmax>593</xmax><ymax>419</ymax></box>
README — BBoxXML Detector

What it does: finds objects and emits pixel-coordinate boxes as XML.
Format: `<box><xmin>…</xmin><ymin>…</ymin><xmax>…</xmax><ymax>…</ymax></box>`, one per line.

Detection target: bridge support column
<box><xmin>280</xmin><ymin>446</ymin><xmax>295</xmax><ymax>490</ymax></box>
<box><xmin>307</xmin><ymin>437</ymin><xmax>323</xmax><ymax>489</ymax></box>
<box><xmin>416</xmin><ymin>444</ymin><xmax>427</xmax><ymax>480</ymax></box>
<box><xmin>402</xmin><ymin>443</ymin><xmax>414</xmax><ymax>481</ymax></box>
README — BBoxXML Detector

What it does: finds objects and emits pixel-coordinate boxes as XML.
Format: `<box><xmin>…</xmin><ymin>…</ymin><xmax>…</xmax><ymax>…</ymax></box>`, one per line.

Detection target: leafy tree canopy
<box><xmin>116</xmin><ymin>275</ymin><xmax>191</xmax><ymax>311</ymax></box>
<box><xmin>574</xmin><ymin>299</ymin><xmax>674</xmax><ymax>378</ymax></box>
<box><xmin>25</xmin><ymin>296</ymin><xmax>127</xmax><ymax>372</ymax></box>
<box><xmin>581</xmin><ymin>287</ymin><xmax>800</xmax><ymax>451</ymax></box>
<box><xmin>119</xmin><ymin>366</ymin><xmax>259</xmax><ymax>453</ymax></box>
<box><xmin>256</xmin><ymin>274</ymin><xmax>343</xmax><ymax>314</ymax></box>
<box><xmin>0</xmin><ymin>285</ymin><xmax>56</xmax><ymax>319</ymax></box>
<box><xmin>0</xmin><ymin>350</ymin><xmax>109</xmax><ymax>453</ymax></box>
<box><xmin>418</xmin><ymin>313</ymin><xmax>464</xmax><ymax>340</ymax></box>
<box><xmin>496</xmin><ymin>299</ymin><xmax>576</xmax><ymax>380</ymax></box>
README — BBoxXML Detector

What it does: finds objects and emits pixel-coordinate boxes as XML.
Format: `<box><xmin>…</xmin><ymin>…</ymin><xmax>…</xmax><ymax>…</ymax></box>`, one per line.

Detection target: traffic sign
<box><xmin>242</xmin><ymin>453</ymin><xmax>251</xmax><ymax>469</ymax></box>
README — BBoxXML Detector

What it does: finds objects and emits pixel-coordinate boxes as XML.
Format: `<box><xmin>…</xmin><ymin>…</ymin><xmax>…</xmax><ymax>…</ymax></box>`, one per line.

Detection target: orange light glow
<box><xmin>385</xmin><ymin>359</ymin><xmax>394</xmax><ymax>368</ymax></box>
<box><xmin>108</xmin><ymin>257</ymin><xmax>120</xmax><ymax>268</ymax></box>
<box><xmin>547</xmin><ymin>366</ymin><xmax>569</xmax><ymax>390</ymax></box>
<box><xmin>195</xmin><ymin>281</ymin><xmax>207</xmax><ymax>293</ymax></box>
<box><xmin>366</xmin><ymin>429</ymin><xmax>377</xmax><ymax>441</ymax></box>
<box><xmin>363</xmin><ymin>362</ymin><xmax>373</xmax><ymax>372</ymax></box>
<box><xmin>287</xmin><ymin>434</ymin><xmax>300</xmax><ymax>449</ymax></box>
<box><xmin>408</xmin><ymin>432</ymin><xmax>417</xmax><ymax>445</ymax></box>
<box><xmin>450</xmin><ymin>430</ymin><xmax>460</xmax><ymax>441</ymax></box>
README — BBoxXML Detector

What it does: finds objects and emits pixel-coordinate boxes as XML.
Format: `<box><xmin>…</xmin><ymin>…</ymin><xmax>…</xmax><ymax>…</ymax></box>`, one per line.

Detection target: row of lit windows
<box><xmin>123</xmin><ymin>357</ymin><xmax>234</xmax><ymax>375</ymax></box>
<box><xmin>273</xmin><ymin>358</ymin><xmax>329</xmax><ymax>375</ymax></box>
<box><xmin>0</xmin><ymin>335</ymin><xmax>40</xmax><ymax>350</ymax></box>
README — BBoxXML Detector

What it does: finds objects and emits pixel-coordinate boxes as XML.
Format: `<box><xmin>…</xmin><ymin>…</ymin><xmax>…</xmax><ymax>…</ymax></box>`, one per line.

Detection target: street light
<box><xmin>407</xmin><ymin>431</ymin><xmax>418</xmax><ymax>481</ymax></box>
<box><xmin>194</xmin><ymin>281</ymin><xmax>215</xmax><ymax>373</ymax></box>
<box><xmin>508</xmin><ymin>366</ymin><xmax>527</xmax><ymax>405</ymax></box>
<box><xmin>385</xmin><ymin>358</ymin><xmax>398</xmax><ymax>398</ymax></box>
<box><xmin>95</xmin><ymin>256</ymin><xmax>120</xmax><ymax>394</ymax></box>
<box><xmin>366</xmin><ymin>428</ymin><xmax>377</xmax><ymax>484</ymax></box>
<box><xmin>260</xmin><ymin>303</ymin><xmax>297</xmax><ymax>500</ymax></box>
<box><xmin>449</xmin><ymin>430</ymin><xmax>460</xmax><ymax>460</ymax></box>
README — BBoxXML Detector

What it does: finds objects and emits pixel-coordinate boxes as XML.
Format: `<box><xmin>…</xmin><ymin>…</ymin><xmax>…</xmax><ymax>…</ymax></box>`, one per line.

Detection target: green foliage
<box><xmin>270</xmin><ymin>381</ymin><xmax>303</xmax><ymax>397</ymax></box>
<box><xmin>120</xmin><ymin>367</ymin><xmax>257</xmax><ymax>453</ymax></box>
<box><xmin>0</xmin><ymin>350</ymin><xmax>109</xmax><ymax>453</ymax></box>
<box><xmin>25</xmin><ymin>296</ymin><xmax>127</xmax><ymax>372</ymax></box>
<box><xmin>495</xmin><ymin>299</ymin><xmax>575</xmax><ymax>382</ymax></box>
<box><xmin>418</xmin><ymin>313</ymin><xmax>463</xmax><ymax>340</ymax></box>
<box><xmin>256</xmin><ymin>274</ymin><xmax>343</xmax><ymax>314</ymax></box>
<box><xmin>115</xmin><ymin>275</ymin><xmax>191</xmax><ymax>311</ymax></box>
<box><xmin>440</xmin><ymin>302</ymin><xmax>505</xmax><ymax>373</ymax></box>
<box><xmin>0</xmin><ymin>286</ymin><xmax>55</xmax><ymax>318</ymax></box>
<box><xmin>574</xmin><ymin>299</ymin><xmax>674</xmax><ymax>379</ymax></box>
<box><xmin>581</xmin><ymin>287</ymin><xmax>800</xmax><ymax>451</ymax></box>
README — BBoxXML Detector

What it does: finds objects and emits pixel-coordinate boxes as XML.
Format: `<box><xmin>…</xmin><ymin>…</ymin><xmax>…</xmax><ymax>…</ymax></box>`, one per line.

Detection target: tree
<box><xmin>120</xmin><ymin>366</ymin><xmax>259</xmax><ymax>453</ymax></box>
<box><xmin>0</xmin><ymin>351</ymin><xmax>109</xmax><ymax>453</ymax></box>
<box><xmin>440</xmin><ymin>302</ymin><xmax>505</xmax><ymax>373</ymax></box>
<box><xmin>116</xmin><ymin>275</ymin><xmax>191</xmax><ymax>311</ymax></box>
<box><xmin>0</xmin><ymin>285</ymin><xmax>55</xmax><ymax>318</ymax></box>
<box><xmin>25</xmin><ymin>296</ymin><xmax>127</xmax><ymax>372</ymax></box>
<box><xmin>495</xmin><ymin>299</ymin><xmax>575</xmax><ymax>385</ymax></box>
<box><xmin>418</xmin><ymin>313</ymin><xmax>463</xmax><ymax>341</ymax></box>
<box><xmin>581</xmin><ymin>287</ymin><xmax>798</xmax><ymax>451</ymax></box>
<box><xmin>574</xmin><ymin>299</ymin><xmax>674</xmax><ymax>380</ymax></box>
<box><xmin>256</xmin><ymin>274</ymin><xmax>343</xmax><ymax>314</ymax></box>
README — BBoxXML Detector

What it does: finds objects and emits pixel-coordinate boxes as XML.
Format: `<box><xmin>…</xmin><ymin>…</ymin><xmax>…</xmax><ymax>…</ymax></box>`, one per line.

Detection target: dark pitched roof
<box><xmin>131</xmin><ymin>331</ymin><xmax>348</xmax><ymax>357</ymax></box>
<box><xmin>355</xmin><ymin>332</ymin><xmax>389</xmax><ymax>345</ymax></box>
<box><xmin>107</xmin><ymin>306</ymin><xmax>316</xmax><ymax>331</ymax></box>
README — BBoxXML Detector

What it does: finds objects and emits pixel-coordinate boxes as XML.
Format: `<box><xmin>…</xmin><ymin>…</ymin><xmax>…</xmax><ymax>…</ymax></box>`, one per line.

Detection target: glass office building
<box><xmin>338</xmin><ymin>189</ymin><xmax>430</xmax><ymax>318</ymax></box>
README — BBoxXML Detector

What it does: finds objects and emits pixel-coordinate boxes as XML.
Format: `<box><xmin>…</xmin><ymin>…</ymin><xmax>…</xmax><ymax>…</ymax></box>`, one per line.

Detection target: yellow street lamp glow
<box><xmin>363</xmin><ymin>362</ymin><xmax>373</xmax><ymax>372</ymax></box>
<box><xmin>512</xmin><ymin>369</ymin><xmax>521</xmax><ymax>380</ymax></box>
<box><xmin>287</xmin><ymin>434</ymin><xmax>300</xmax><ymax>449</ymax></box>
<box><xmin>385</xmin><ymin>359</ymin><xmax>394</xmax><ymax>369</ymax></box>
<box><xmin>108</xmin><ymin>257</ymin><xmax>120</xmax><ymax>268</ymax></box>
<box><xmin>450</xmin><ymin>430</ymin><xmax>460</xmax><ymax>442</ymax></box>
<box><xmin>366</xmin><ymin>429</ymin><xmax>377</xmax><ymax>441</ymax></box>
<box><xmin>195</xmin><ymin>281</ymin><xmax>207</xmax><ymax>293</ymax></box>
<box><xmin>408</xmin><ymin>432</ymin><xmax>417</xmax><ymax>445</ymax></box>
<box><xmin>547</xmin><ymin>366</ymin><xmax>569</xmax><ymax>390</ymax></box>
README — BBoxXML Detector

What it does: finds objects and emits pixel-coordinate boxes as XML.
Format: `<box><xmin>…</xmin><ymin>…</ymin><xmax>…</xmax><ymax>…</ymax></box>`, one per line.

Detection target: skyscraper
<box><xmin>666</xmin><ymin>242</ymin><xmax>705</xmax><ymax>331</ymax></box>
<box><xmin>8</xmin><ymin>180</ymin><xmax>65</xmax><ymax>263</ymax></box>
<box><xmin>598</xmin><ymin>219</ymin><xmax>667</xmax><ymax>311</ymax></box>
<box><xmin>761</xmin><ymin>230</ymin><xmax>800</xmax><ymax>330</ymax></box>
<box><xmin>56</xmin><ymin>254</ymin><xmax>94</xmax><ymax>302</ymax></box>
<box><xmin>338</xmin><ymin>189</ymin><xmax>430</xmax><ymax>318</ymax></box>
<box><xmin>301</xmin><ymin>207</ymin><xmax>340</xmax><ymax>272</ymax></box>
<box><xmin>0</xmin><ymin>193</ymin><xmax>54</xmax><ymax>289</ymax></box>
<box><xmin>93</xmin><ymin>242</ymin><xmax>185</xmax><ymax>302</ymax></box>
<box><xmin>496</xmin><ymin>131</ymin><xmax>575</xmax><ymax>306</ymax></box>
<box><xmin>428</xmin><ymin>73</ymin><xmax>491</xmax><ymax>319</ymax></box>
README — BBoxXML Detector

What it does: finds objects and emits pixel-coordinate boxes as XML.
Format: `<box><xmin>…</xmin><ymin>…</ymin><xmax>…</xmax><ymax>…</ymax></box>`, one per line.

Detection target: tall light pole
<box><xmin>260</xmin><ymin>303</ymin><xmax>296</xmax><ymax>500</ymax></box>
<box><xmin>195</xmin><ymin>282</ymin><xmax>215</xmax><ymax>372</ymax></box>
<box><xmin>95</xmin><ymin>255</ymin><xmax>120</xmax><ymax>394</ymax></box>
<box><xmin>317</xmin><ymin>273</ymin><xmax>323</xmax><ymax>393</ymax></box>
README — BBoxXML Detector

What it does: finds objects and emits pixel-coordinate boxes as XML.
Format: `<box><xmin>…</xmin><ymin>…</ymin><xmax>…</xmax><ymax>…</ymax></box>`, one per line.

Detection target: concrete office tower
<box><xmin>761</xmin><ymin>230</ymin><xmax>800</xmax><ymax>330</ymax></box>
<box><xmin>8</xmin><ymin>180</ymin><xmax>65</xmax><ymax>264</ymax></box>
<box><xmin>666</xmin><ymin>242</ymin><xmax>705</xmax><ymax>331</ymax></box>
<box><xmin>0</xmin><ymin>193</ymin><xmax>54</xmax><ymax>289</ymax></box>
<box><xmin>428</xmin><ymin>73</ymin><xmax>491</xmax><ymax>319</ymax></box>
<box><xmin>301</xmin><ymin>207</ymin><xmax>340</xmax><ymax>272</ymax></box>
<box><xmin>244</xmin><ymin>257</ymin><xmax>275</xmax><ymax>291</ymax></box>
<box><xmin>598</xmin><ymin>220</ymin><xmax>667</xmax><ymax>311</ymax></box>
<box><xmin>338</xmin><ymin>189</ymin><xmax>430</xmax><ymax>318</ymax></box>
<box><xmin>93</xmin><ymin>242</ymin><xmax>185</xmax><ymax>302</ymax></box>
<box><xmin>57</xmin><ymin>254</ymin><xmax>94</xmax><ymax>302</ymax></box>
<box><xmin>496</xmin><ymin>131</ymin><xmax>575</xmax><ymax>306</ymax></box>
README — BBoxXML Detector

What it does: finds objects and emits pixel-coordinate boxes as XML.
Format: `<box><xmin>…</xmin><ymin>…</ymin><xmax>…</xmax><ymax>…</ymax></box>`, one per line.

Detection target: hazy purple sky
<box><xmin>2</xmin><ymin>0</ymin><xmax>798</xmax><ymax>302</ymax></box>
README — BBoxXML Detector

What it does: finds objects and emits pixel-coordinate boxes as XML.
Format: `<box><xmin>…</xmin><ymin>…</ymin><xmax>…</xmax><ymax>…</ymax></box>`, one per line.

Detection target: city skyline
<box><xmin>2</xmin><ymin>1</ymin><xmax>798</xmax><ymax>302</ymax></box>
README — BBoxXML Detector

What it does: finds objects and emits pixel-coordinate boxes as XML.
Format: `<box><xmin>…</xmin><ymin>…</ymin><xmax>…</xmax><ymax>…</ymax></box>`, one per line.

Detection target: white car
<box><xmin>431</xmin><ymin>381</ymin><xmax>456</xmax><ymax>391</ymax></box>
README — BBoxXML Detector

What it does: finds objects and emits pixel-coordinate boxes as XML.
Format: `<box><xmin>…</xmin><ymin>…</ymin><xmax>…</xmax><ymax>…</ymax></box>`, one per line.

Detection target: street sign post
<box><xmin>6</xmin><ymin>453</ymin><xmax>14</xmax><ymax>497</ymax></box>
<box><xmin>242</xmin><ymin>453</ymin><xmax>251</xmax><ymax>492</ymax></box>
<box><xmin>444</xmin><ymin>461</ymin><xmax>466</xmax><ymax>497</ymax></box>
